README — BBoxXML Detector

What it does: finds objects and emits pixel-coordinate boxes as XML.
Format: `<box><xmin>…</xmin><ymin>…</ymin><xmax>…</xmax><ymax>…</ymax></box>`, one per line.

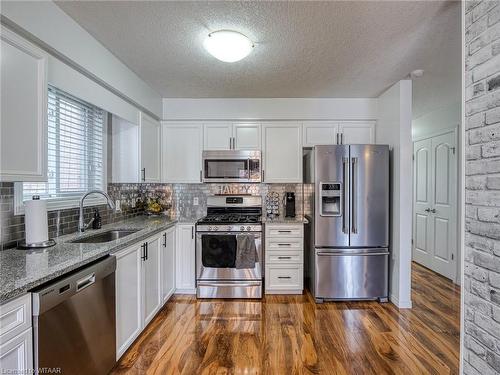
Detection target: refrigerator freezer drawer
<box><xmin>314</xmin><ymin>249</ymin><xmax>388</xmax><ymax>300</ymax></box>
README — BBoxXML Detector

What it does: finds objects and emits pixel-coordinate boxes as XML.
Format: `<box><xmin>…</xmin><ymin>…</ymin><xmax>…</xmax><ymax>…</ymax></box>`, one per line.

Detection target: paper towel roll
<box><xmin>25</xmin><ymin>197</ymin><xmax>49</xmax><ymax>244</ymax></box>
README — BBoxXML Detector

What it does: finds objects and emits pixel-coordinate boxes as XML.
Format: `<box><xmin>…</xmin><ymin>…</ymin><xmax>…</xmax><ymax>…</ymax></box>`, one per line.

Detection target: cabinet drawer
<box><xmin>266</xmin><ymin>225</ymin><xmax>303</xmax><ymax>238</ymax></box>
<box><xmin>0</xmin><ymin>294</ymin><xmax>32</xmax><ymax>344</ymax></box>
<box><xmin>266</xmin><ymin>265</ymin><xmax>303</xmax><ymax>290</ymax></box>
<box><xmin>266</xmin><ymin>237</ymin><xmax>303</xmax><ymax>251</ymax></box>
<box><xmin>267</xmin><ymin>251</ymin><xmax>303</xmax><ymax>264</ymax></box>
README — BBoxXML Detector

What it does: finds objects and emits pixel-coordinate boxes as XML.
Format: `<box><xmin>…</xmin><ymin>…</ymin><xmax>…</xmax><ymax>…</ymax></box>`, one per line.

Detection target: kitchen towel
<box><xmin>235</xmin><ymin>234</ymin><xmax>258</xmax><ymax>269</ymax></box>
<box><xmin>25</xmin><ymin>197</ymin><xmax>49</xmax><ymax>244</ymax></box>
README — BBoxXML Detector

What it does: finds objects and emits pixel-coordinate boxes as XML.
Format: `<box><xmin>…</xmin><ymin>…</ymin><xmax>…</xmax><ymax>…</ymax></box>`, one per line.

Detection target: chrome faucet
<box><xmin>78</xmin><ymin>190</ymin><xmax>116</xmax><ymax>232</ymax></box>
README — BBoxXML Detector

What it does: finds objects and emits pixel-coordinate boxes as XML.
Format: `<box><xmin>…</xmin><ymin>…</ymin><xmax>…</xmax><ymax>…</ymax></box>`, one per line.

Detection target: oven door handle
<box><xmin>197</xmin><ymin>282</ymin><xmax>261</xmax><ymax>287</ymax></box>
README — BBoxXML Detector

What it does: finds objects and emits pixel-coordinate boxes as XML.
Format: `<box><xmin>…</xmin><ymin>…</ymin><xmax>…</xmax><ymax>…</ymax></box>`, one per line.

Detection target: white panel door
<box><xmin>175</xmin><ymin>224</ymin><xmax>196</xmax><ymax>293</ymax></box>
<box><xmin>412</xmin><ymin>130</ymin><xmax>457</xmax><ymax>280</ymax></box>
<box><xmin>302</xmin><ymin>122</ymin><xmax>337</xmax><ymax>147</ymax></box>
<box><xmin>162</xmin><ymin>123</ymin><xmax>203</xmax><ymax>183</ymax></box>
<box><xmin>1</xmin><ymin>27</ymin><xmax>47</xmax><ymax>182</ymax></box>
<box><xmin>140</xmin><ymin>113</ymin><xmax>161</xmax><ymax>182</ymax></box>
<box><xmin>233</xmin><ymin>123</ymin><xmax>261</xmax><ymax>150</ymax></box>
<box><xmin>204</xmin><ymin>123</ymin><xmax>232</xmax><ymax>150</ymax></box>
<box><xmin>143</xmin><ymin>236</ymin><xmax>162</xmax><ymax>325</ymax></box>
<box><xmin>0</xmin><ymin>329</ymin><xmax>33</xmax><ymax>373</ymax></box>
<box><xmin>115</xmin><ymin>244</ymin><xmax>142</xmax><ymax>359</ymax></box>
<box><xmin>262</xmin><ymin>122</ymin><xmax>302</xmax><ymax>183</ymax></box>
<box><xmin>161</xmin><ymin>228</ymin><xmax>176</xmax><ymax>303</ymax></box>
<box><xmin>338</xmin><ymin>122</ymin><xmax>375</xmax><ymax>144</ymax></box>
<box><xmin>413</xmin><ymin>139</ymin><xmax>433</xmax><ymax>268</ymax></box>
<box><xmin>429</xmin><ymin>132</ymin><xmax>457</xmax><ymax>279</ymax></box>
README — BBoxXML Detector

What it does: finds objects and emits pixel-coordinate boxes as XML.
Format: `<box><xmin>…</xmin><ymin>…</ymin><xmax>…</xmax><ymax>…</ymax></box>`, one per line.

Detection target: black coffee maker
<box><xmin>284</xmin><ymin>192</ymin><xmax>296</xmax><ymax>218</ymax></box>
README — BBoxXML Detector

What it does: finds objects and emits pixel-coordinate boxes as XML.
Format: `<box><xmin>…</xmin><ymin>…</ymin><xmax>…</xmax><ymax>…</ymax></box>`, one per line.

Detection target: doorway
<box><xmin>412</xmin><ymin>128</ymin><xmax>458</xmax><ymax>281</ymax></box>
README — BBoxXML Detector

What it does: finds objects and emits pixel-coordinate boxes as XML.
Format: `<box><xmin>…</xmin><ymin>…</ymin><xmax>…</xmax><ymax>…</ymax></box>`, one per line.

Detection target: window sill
<box><xmin>14</xmin><ymin>186</ymin><xmax>108</xmax><ymax>215</ymax></box>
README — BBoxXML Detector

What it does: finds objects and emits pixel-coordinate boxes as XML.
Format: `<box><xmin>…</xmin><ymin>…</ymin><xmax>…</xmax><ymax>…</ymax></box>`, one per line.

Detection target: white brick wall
<box><xmin>465</xmin><ymin>1</ymin><xmax>500</xmax><ymax>374</ymax></box>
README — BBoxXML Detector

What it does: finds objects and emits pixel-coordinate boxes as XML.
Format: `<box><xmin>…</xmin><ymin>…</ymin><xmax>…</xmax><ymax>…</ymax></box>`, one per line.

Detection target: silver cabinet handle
<box><xmin>317</xmin><ymin>252</ymin><xmax>389</xmax><ymax>256</ymax></box>
<box><xmin>163</xmin><ymin>233</ymin><xmax>167</xmax><ymax>247</ymax></box>
<box><xmin>336</xmin><ymin>133</ymin><xmax>340</xmax><ymax>144</ymax></box>
<box><xmin>200</xmin><ymin>170</ymin><xmax>202</xmax><ymax>182</ymax></box>
<box><xmin>278</xmin><ymin>256</ymin><xmax>292</xmax><ymax>259</ymax></box>
<box><xmin>430</xmin><ymin>208</ymin><xmax>436</xmax><ymax>213</ymax></box>
<box><xmin>424</xmin><ymin>208</ymin><xmax>431</xmax><ymax>212</ymax></box>
<box><xmin>229</xmin><ymin>137</ymin><xmax>232</xmax><ymax>149</ymax></box>
<box><xmin>342</xmin><ymin>157</ymin><xmax>349</xmax><ymax>234</ymax></box>
<box><xmin>198</xmin><ymin>282</ymin><xmax>260</xmax><ymax>287</ymax></box>
<box><xmin>191</xmin><ymin>226</ymin><xmax>194</xmax><ymax>239</ymax></box>
<box><xmin>341</xmin><ymin>133</ymin><xmax>344</xmax><ymax>144</ymax></box>
<box><xmin>278</xmin><ymin>230</ymin><xmax>291</xmax><ymax>233</ymax></box>
<box><xmin>141</xmin><ymin>168</ymin><xmax>146</xmax><ymax>181</ymax></box>
<box><xmin>278</xmin><ymin>276</ymin><xmax>291</xmax><ymax>279</ymax></box>
<box><xmin>277</xmin><ymin>243</ymin><xmax>291</xmax><ymax>246</ymax></box>
<box><xmin>351</xmin><ymin>157</ymin><xmax>357</xmax><ymax>234</ymax></box>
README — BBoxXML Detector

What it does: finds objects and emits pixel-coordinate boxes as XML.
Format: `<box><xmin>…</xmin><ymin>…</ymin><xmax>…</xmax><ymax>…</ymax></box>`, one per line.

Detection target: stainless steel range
<box><xmin>196</xmin><ymin>195</ymin><xmax>262</xmax><ymax>299</ymax></box>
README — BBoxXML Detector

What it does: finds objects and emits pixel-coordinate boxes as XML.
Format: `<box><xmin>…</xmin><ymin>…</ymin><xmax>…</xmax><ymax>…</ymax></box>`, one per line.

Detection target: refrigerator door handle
<box><xmin>351</xmin><ymin>157</ymin><xmax>358</xmax><ymax>234</ymax></box>
<box><xmin>342</xmin><ymin>157</ymin><xmax>349</xmax><ymax>234</ymax></box>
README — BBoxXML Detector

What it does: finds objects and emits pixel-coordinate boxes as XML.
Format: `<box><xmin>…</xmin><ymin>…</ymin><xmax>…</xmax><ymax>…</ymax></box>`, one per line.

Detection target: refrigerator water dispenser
<box><xmin>320</xmin><ymin>183</ymin><xmax>342</xmax><ymax>216</ymax></box>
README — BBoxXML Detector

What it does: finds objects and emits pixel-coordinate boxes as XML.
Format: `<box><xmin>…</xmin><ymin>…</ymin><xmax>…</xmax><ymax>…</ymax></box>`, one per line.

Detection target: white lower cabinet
<box><xmin>115</xmin><ymin>243</ymin><xmax>143</xmax><ymax>359</ymax></box>
<box><xmin>0</xmin><ymin>294</ymin><xmax>33</xmax><ymax>373</ymax></box>
<box><xmin>0</xmin><ymin>328</ymin><xmax>33</xmax><ymax>373</ymax></box>
<box><xmin>161</xmin><ymin>227</ymin><xmax>176</xmax><ymax>303</ymax></box>
<box><xmin>115</xmin><ymin>228</ymin><xmax>176</xmax><ymax>360</ymax></box>
<box><xmin>175</xmin><ymin>224</ymin><xmax>196</xmax><ymax>294</ymax></box>
<box><xmin>143</xmin><ymin>235</ymin><xmax>162</xmax><ymax>326</ymax></box>
<box><xmin>265</xmin><ymin>223</ymin><xmax>304</xmax><ymax>294</ymax></box>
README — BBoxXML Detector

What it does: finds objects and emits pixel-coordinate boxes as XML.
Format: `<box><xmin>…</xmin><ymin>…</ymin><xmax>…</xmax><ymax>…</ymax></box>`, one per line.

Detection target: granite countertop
<box><xmin>262</xmin><ymin>216</ymin><xmax>308</xmax><ymax>224</ymax></box>
<box><xmin>0</xmin><ymin>216</ymin><xmax>177</xmax><ymax>304</ymax></box>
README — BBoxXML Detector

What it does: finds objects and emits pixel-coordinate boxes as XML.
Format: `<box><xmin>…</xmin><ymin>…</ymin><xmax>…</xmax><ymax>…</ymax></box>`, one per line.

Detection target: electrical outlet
<box><xmin>193</xmin><ymin>197</ymin><xmax>199</xmax><ymax>206</ymax></box>
<box><xmin>115</xmin><ymin>199</ymin><xmax>121</xmax><ymax>212</ymax></box>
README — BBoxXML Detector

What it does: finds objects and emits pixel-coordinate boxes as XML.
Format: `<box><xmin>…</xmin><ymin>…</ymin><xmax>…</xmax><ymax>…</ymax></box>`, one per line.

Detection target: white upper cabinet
<box><xmin>233</xmin><ymin>123</ymin><xmax>261</xmax><ymax>150</ymax></box>
<box><xmin>303</xmin><ymin>121</ymin><xmax>375</xmax><ymax>146</ymax></box>
<box><xmin>262</xmin><ymin>122</ymin><xmax>302</xmax><ymax>183</ymax></box>
<box><xmin>204</xmin><ymin>123</ymin><xmax>232</xmax><ymax>150</ymax></box>
<box><xmin>162</xmin><ymin>122</ymin><xmax>203</xmax><ymax>183</ymax></box>
<box><xmin>338</xmin><ymin>122</ymin><xmax>375</xmax><ymax>144</ymax></box>
<box><xmin>303</xmin><ymin>122</ymin><xmax>338</xmax><ymax>147</ymax></box>
<box><xmin>140</xmin><ymin>113</ymin><xmax>161</xmax><ymax>182</ymax></box>
<box><xmin>0</xmin><ymin>27</ymin><xmax>47</xmax><ymax>182</ymax></box>
<box><xmin>203</xmin><ymin>122</ymin><xmax>261</xmax><ymax>150</ymax></box>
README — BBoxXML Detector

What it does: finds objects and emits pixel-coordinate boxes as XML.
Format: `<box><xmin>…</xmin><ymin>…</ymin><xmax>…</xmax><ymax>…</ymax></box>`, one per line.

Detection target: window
<box><xmin>15</xmin><ymin>86</ymin><xmax>107</xmax><ymax>213</ymax></box>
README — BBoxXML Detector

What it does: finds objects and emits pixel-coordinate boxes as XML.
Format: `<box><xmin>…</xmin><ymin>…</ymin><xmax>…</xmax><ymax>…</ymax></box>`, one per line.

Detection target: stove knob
<box><xmin>214</xmin><ymin>226</ymin><xmax>218</xmax><ymax>231</ymax></box>
<box><xmin>208</xmin><ymin>226</ymin><xmax>212</xmax><ymax>231</ymax></box>
<box><xmin>247</xmin><ymin>226</ymin><xmax>251</xmax><ymax>231</ymax></box>
<box><xmin>227</xmin><ymin>226</ymin><xmax>232</xmax><ymax>231</ymax></box>
<box><xmin>240</xmin><ymin>226</ymin><xmax>245</xmax><ymax>231</ymax></box>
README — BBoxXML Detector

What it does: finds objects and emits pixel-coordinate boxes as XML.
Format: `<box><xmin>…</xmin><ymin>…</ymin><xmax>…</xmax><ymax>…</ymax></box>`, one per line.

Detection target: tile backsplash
<box><xmin>0</xmin><ymin>182</ymin><xmax>311</xmax><ymax>249</ymax></box>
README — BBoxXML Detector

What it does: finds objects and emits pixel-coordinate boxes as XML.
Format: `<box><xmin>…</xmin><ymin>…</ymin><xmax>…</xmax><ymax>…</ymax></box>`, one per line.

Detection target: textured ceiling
<box><xmin>55</xmin><ymin>1</ymin><xmax>460</xmax><ymax>119</ymax></box>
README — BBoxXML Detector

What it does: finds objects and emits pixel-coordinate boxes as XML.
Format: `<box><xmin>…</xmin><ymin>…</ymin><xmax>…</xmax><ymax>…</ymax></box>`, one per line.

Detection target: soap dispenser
<box><xmin>92</xmin><ymin>208</ymin><xmax>102</xmax><ymax>229</ymax></box>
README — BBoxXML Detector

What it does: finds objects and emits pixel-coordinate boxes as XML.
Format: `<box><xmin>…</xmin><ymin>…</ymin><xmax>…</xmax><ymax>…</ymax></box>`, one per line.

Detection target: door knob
<box><xmin>424</xmin><ymin>208</ymin><xmax>431</xmax><ymax>212</ymax></box>
<box><xmin>430</xmin><ymin>208</ymin><xmax>436</xmax><ymax>213</ymax></box>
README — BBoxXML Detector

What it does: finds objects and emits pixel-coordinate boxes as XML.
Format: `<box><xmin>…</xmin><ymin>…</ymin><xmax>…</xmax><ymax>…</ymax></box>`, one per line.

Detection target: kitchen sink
<box><xmin>71</xmin><ymin>229</ymin><xmax>141</xmax><ymax>244</ymax></box>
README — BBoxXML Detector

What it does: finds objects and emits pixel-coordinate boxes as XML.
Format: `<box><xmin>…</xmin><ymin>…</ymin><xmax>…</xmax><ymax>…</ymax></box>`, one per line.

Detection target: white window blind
<box><xmin>22</xmin><ymin>86</ymin><xmax>106</xmax><ymax>203</ymax></box>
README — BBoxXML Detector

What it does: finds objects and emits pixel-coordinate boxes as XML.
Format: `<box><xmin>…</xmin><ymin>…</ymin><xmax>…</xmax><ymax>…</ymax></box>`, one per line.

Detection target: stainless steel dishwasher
<box><xmin>32</xmin><ymin>255</ymin><xmax>116</xmax><ymax>375</ymax></box>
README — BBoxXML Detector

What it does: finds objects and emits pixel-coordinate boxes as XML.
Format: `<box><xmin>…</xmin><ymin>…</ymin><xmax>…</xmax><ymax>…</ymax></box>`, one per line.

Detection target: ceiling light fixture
<box><xmin>203</xmin><ymin>30</ymin><xmax>254</xmax><ymax>63</ymax></box>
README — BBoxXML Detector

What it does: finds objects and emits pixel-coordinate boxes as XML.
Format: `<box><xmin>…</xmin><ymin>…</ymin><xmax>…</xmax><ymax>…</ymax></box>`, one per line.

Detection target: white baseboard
<box><xmin>390</xmin><ymin>293</ymin><xmax>413</xmax><ymax>308</ymax></box>
<box><xmin>174</xmin><ymin>288</ymin><xmax>196</xmax><ymax>295</ymax></box>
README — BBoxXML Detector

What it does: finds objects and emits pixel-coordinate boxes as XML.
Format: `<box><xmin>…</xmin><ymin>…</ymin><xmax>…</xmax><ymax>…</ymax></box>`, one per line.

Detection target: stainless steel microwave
<box><xmin>202</xmin><ymin>150</ymin><xmax>261</xmax><ymax>183</ymax></box>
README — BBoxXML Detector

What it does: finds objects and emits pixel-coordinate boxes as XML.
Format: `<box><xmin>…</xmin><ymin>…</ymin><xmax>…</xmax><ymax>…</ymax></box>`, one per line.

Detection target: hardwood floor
<box><xmin>111</xmin><ymin>262</ymin><xmax>461</xmax><ymax>375</ymax></box>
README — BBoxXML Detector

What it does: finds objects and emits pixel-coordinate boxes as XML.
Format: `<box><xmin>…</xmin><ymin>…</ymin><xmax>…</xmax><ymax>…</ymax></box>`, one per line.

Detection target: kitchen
<box><xmin>0</xmin><ymin>1</ymin><xmax>479</xmax><ymax>374</ymax></box>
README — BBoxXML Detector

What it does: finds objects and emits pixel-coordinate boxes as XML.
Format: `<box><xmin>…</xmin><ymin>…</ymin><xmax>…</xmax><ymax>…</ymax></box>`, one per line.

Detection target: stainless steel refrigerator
<box><xmin>304</xmin><ymin>144</ymin><xmax>390</xmax><ymax>302</ymax></box>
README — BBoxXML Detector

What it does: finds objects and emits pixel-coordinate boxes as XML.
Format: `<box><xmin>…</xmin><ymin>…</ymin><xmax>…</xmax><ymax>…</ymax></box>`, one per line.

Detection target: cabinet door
<box><xmin>0</xmin><ymin>328</ymin><xmax>33</xmax><ymax>373</ymax></box>
<box><xmin>161</xmin><ymin>228</ymin><xmax>176</xmax><ymax>303</ymax></box>
<box><xmin>233</xmin><ymin>123</ymin><xmax>261</xmax><ymax>150</ymax></box>
<box><xmin>140</xmin><ymin>113</ymin><xmax>161</xmax><ymax>182</ymax></box>
<box><xmin>175</xmin><ymin>225</ymin><xmax>196</xmax><ymax>293</ymax></box>
<box><xmin>303</xmin><ymin>122</ymin><xmax>338</xmax><ymax>147</ymax></box>
<box><xmin>143</xmin><ymin>236</ymin><xmax>162</xmax><ymax>325</ymax></box>
<box><xmin>262</xmin><ymin>122</ymin><xmax>302</xmax><ymax>183</ymax></box>
<box><xmin>338</xmin><ymin>122</ymin><xmax>375</xmax><ymax>144</ymax></box>
<box><xmin>204</xmin><ymin>123</ymin><xmax>232</xmax><ymax>150</ymax></box>
<box><xmin>162</xmin><ymin>123</ymin><xmax>203</xmax><ymax>183</ymax></box>
<box><xmin>111</xmin><ymin>115</ymin><xmax>140</xmax><ymax>183</ymax></box>
<box><xmin>115</xmin><ymin>245</ymin><xmax>142</xmax><ymax>359</ymax></box>
<box><xmin>1</xmin><ymin>27</ymin><xmax>47</xmax><ymax>182</ymax></box>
